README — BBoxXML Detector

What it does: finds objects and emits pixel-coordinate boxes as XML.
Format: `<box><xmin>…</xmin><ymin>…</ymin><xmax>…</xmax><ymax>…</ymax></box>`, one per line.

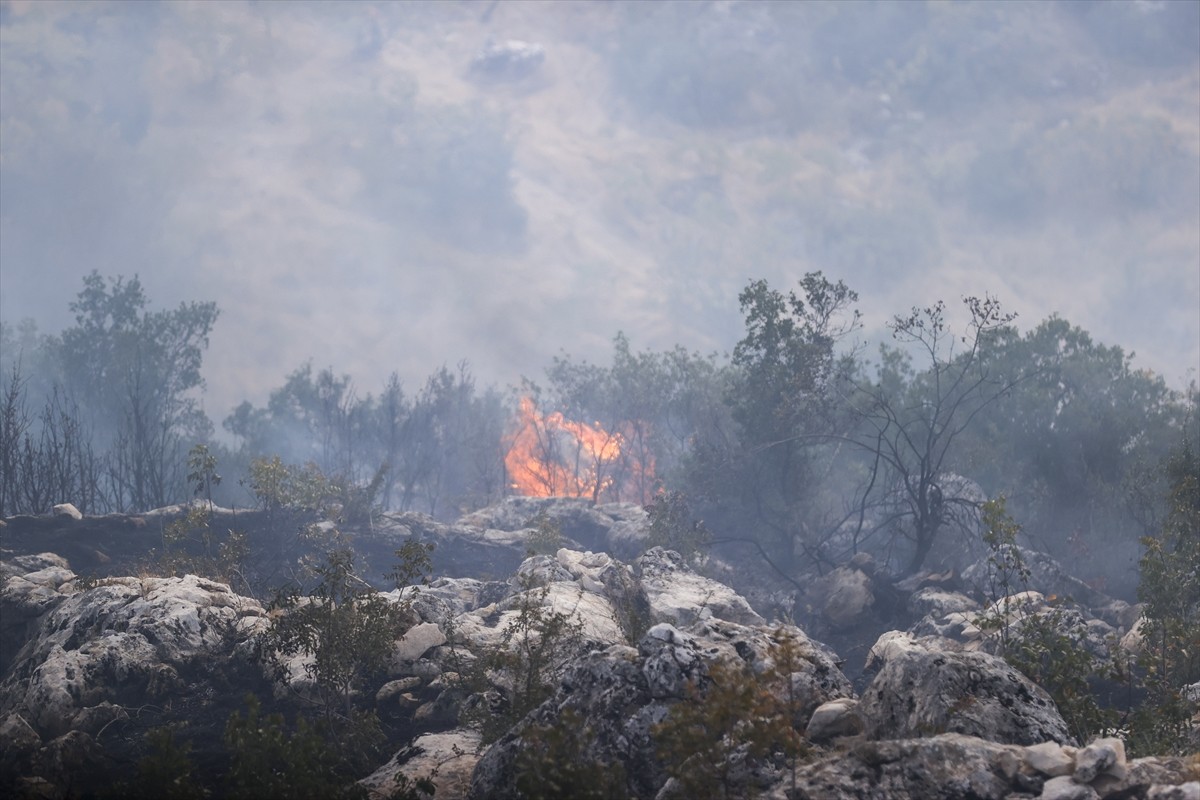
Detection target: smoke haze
<box><xmin>2</xmin><ymin>0</ymin><xmax>1198</xmax><ymax>420</ymax></box>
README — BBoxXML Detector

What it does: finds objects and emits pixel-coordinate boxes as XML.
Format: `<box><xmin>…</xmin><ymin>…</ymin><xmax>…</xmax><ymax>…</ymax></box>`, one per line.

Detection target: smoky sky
<box><xmin>2</xmin><ymin>0</ymin><xmax>1197</xmax><ymax>422</ymax></box>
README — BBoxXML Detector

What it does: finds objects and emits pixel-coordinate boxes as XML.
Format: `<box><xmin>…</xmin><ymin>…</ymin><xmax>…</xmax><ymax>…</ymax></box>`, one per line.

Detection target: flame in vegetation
<box><xmin>505</xmin><ymin>397</ymin><xmax>656</xmax><ymax>504</ymax></box>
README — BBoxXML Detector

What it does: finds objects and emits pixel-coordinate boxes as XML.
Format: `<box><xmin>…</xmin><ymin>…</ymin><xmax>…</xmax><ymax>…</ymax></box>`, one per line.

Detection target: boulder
<box><xmin>909</xmin><ymin>587</ymin><xmax>979</xmax><ymax>619</ymax></box>
<box><xmin>393</xmin><ymin>622</ymin><xmax>448</xmax><ymax>664</ymax></box>
<box><xmin>962</xmin><ymin>546</ymin><xmax>1112</xmax><ymax>610</ymax></box>
<box><xmin>1024</xmin><ymin>741</ymin><xmax>1077</xmax><ymax>777</ymax></box>
<box><xmin>361</xmin><ymin>730</ymin><xmax>481</xmax><ymax>800</ymax></box>
<box><xmin>812</xmin><ymin>565</ymin><xmax>875</xmax><ymax>630</ymax></box>
<box><xmin>1040</xmin><ymin>774</ymin><xmax>1100</xmax><ymax>800</ymax></box>
<box><xmin>785</xmin><ymin>733</ymin><xmax>1028</xmax><ymax>800</ymax></box>
<box><xmin>469</xmin><ymin>615</ymin><xmax>852</xmax><ymax>800</ymax></box>
<box><xmin>51</xmin><ymin>504</ymin><xmax>82</xmax><ymax>521</ymax></box>
<box><xmin>0</xmin><ymin>573</ymin><xmax>266</xmax><ymax>738</ymax></box>
<box><xmin>858</xmin><ymin>634</ymin><xmax>1073</xmax><ymax>746</ymax></box>
<box><xmin>635</xmin><ymin>547</ymin><xmax>764</xmax><ymax>627</ymax></box>
<box><xmin>805</xmin><ymin>697</ymin><xmax>864</xmax><ymax>742</ymax></box>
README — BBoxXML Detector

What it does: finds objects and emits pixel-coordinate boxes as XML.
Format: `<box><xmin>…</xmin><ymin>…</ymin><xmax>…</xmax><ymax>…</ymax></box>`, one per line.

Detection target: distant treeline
<box><xmin>2</xmin><ymin>271</ymin><xmax>1195</xmax><ymax>593</ymax></box>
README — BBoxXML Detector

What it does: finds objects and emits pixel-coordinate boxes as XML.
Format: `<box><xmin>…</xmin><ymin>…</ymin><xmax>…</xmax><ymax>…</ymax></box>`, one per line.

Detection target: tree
<box><xmin>267</xmin><ymin>538</ymin><xmax>433</xmax><ymax>722</ymax></box>
<box><xmin>1130</xmin><ymin>424</ymin><xmax>1200</xmax><ymax>755</ymax></box>
<box><xmin>844</xmin><ymin>295</ymin><xmax>1020</xmax><ymax>575</ymax></box>
<box><xmin>57</xmin><ymin>271</ymin><xmax>218</xmax><ymax>511</ymax></box>
<box><xmin>692</xmin><ymin>274</ymin><xmax>859</xmax><ymax>576</ymax></box>
<box><xmin>950</xmin><ymin>317</ymin><xmax>1187</xmax><ymax>593</ymax></box>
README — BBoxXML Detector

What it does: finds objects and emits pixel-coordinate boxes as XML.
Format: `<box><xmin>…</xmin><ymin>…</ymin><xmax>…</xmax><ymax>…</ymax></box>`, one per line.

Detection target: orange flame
<box><xmin>504</xmin><ymin>397</ymin><xmax>656</xmax><ymax>504</ymax></box>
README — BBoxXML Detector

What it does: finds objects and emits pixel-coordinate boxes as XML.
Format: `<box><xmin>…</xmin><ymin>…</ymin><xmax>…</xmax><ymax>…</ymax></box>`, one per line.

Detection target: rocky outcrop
<box><xmin>781</xmin><ymin>733</ymin><xmax>1199</xmax><ymax>800</ymax></box>
<box><xmin>962</xmin><ymin>545</ymin><xmax>1113</xmax><ymax>610</ymax></box>
<box><xmin>0</xmin><ymin>572</ymin><xmax>266</xmax><ymax>739</ymax></box>
<box><xmin>858</xmin><ymin>631</ymin><xmax>1074</xmax><ymax>746</ymax></box>
<box><xmin>468</xmin><ymin>617</ymin><xmax>853</xmax><ymax>800</ymax></box>
<box><xmin>359</xmin><ymin>730</ymin><xmax>482</xmax><ymax>800</ymax></box>
<box><xmin>2</xmin><ymin>499</ymin><xmax>1196</xmax><ymax>800</ymax></box>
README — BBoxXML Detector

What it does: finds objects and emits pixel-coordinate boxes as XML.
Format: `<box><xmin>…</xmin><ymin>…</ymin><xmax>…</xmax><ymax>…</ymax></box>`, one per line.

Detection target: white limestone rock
<box><xmin>361</xmin><ymin>729</ymin><xmax>482</xmax><ymax>800</ymax></box>
<box><xmin>1024</xmin><ymin>741</ymin><xmax>1077</xmax><ymax>777</ymax></box>
<box><xmin>1073</xmin><ymin>736</ymin><xmax>1126</xmax><ymax>784</ymax></box>
<box><xmin>858</xmin><ymin>645</ymin><xmax>1073</xmax><ymax>746</ymax></box>
<box><xmin>1147</xmin><ymin>784</ymin><xmax>1200</xmax><ymax>800</ymax></box>
<box><xmin>1039</xmin><ymin>774</ymin><xmax>1099</xmax><ymax>800</ymax></box>
<box><xmin>635</xmin><ymin>547</ymin><xmax>764</xmax><ymax>627</ymax></box>
<box><xmin>2</xmin><ymin>573</ymin><xmax>265</xmax><ymax>737</ymax></box>
<box><xmin>909</xmin><ymin>587</ymin><xmax>979</xmax><ymax>619</ymax></box>
<box><xmin>805</xmin><ymin>697</ymin><xmax>863</xmax><ymax>742</ymax></box>
<box><xmin>393</xmin><ymin>622</ymin><xmax>448</xmax><ymax>664</ymax></box>
<box><xmin>51</xmin><ymin>503</ymin><xmax>82</xmax><ymax>520</ymax></box>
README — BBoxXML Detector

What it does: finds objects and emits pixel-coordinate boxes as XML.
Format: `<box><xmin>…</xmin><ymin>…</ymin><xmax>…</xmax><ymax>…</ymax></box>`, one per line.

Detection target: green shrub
<box><xmin>513</xmin><ymin>708</ymin><xmax>628</xmax><ymax>800</ymax></box>
<box><xmin>525</xmin><ymin>511</ymin><xmax>563</xmax><ymax>556</ymax></box>
<box><xmin>1128</xmin><ymin>432</ymin><xmax>1200</xmax><ymax>756</ymax></box>
<box><xmin>974</xmin><ymin>497</ymin><xmax>1115</xmax><ymax>743</ymax></box>
<box><xmin>464</xmin><ymin>575</ymin><xmax>585</xmax><ymax>743</ymax></box>
<box><xmin>645</xmin><ymin>489</ymin><xmax>711</xmax><ymax>562</ymax></box>
<box><xmin>653</xmin><ymin>629</ymin><xmax>809</xmax><ymax>799</ymax></box>
<box><xmin>224</xmin><ymin>694</ymin><xmax>370</xmax><ymax>800</ymax></box>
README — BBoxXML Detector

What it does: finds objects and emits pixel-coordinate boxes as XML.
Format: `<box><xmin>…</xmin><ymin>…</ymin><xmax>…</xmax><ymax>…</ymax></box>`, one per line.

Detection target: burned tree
<box><xmin>844</xmin><ymin>296</ymin><xmax>1022</xmax><ymax>575</ymax></box>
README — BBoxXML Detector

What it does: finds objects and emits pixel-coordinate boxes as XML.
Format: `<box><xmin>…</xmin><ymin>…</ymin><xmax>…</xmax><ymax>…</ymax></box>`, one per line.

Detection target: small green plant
<box><xmin>465</xmin><ymin>574</ymin><xmax>585</xmax><ymax>743</ymax></box>
<box><xmin>974</xmin><ymin>497</ymin><xmax>1115</xmax><ymax>744</ymax></box>
<box><xmin>525</xmin><ymin>511</ymin><xmax>563</xmax><ymax>556</ymax></box>
<box><xmin>653</xmin><ymin>629</ymin><xmax>809</xmax><ymax>799</ymax></box>
<box><xmin>110</xmin><ymin>724</ymin><xmax>204</xmax><ymax>800</ymax></box>
<box><xmin>1127</xmin><ymin>431</ymin><xmax>1200</xmax><ymax>756</ymax></box>
<box><xmin>186</xmin><ymin>443</ymin><xmax>221</xmax><ymax>513</ymax></box>
<box><xmin>267</xmin><ymin>540</ymin><xmax>431</xmax><ymax>722</ymax></box>
<box><xmin>513</xmin><ymin>708</ymin><xmax>628</xmax><ymax>800</ymax></box>
<box><xmin>644</xmin><ymin>489</ymin><xmax>712</xmax><ymax>561</ymax></box>
<box><xmin>224</xmin><ymin>694</ymin><xmax>370</xmax><ymax>800</ymax></box>
<box><xmin>153</xmin><ymin>444</ymin><xmax>248</xmax><ymax>587</ymax></box>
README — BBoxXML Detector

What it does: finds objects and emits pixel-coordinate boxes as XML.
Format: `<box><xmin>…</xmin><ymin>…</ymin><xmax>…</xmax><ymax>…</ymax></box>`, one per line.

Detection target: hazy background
<box><xmin>3</xmin><ymin>0</ymin><xmax>1197</xmax><ymax>422</ymax></box>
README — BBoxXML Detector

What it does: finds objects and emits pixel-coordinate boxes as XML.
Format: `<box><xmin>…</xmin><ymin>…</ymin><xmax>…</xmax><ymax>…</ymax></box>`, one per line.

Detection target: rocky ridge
<box><xmin>1</xmin><ymin>499</ymin><xmax>1196</xmax><ymax>799</ymax></box>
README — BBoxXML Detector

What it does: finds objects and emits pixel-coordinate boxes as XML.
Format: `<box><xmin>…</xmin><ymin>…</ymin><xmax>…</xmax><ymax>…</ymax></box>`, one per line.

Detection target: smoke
<box><xmin>2</xmin><ymin>0</ymin><xmax>1197</xmax><ymax>429</ymax></box>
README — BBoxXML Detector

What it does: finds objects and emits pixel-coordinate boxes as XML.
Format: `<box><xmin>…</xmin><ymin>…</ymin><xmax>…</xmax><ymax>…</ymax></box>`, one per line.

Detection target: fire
<box><xmin>504</xmin><ymin>396</ymin><xmax>656</xmax><ymax>504</ymax></box>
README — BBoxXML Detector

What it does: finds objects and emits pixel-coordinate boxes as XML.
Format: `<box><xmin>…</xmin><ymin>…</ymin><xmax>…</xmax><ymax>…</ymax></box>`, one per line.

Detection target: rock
<box><xmin>469</xmin><ymin>612</ymin><xmax>852</xmax><ymax>800</ymax></box>
<box><xmin>1</xmin><ymin>573</ymin><xmax>265</xmax><ymax>738</ymax></box>
<box><xmin>786</xmin><ymin>733</ymin><xmax>1025</xmax><ymax>800</ymax></box>
<box><xmin>909</xmin><ymin>587</ymin><xmax>979</xmax><ymax>619</ymax></box>
<box><xmin>2</xmin><ymin>557</ymin><xmax>80</xmax><ymax>672</ymax></box>
<box><xmin>0</xmin><ymin>711</ymin><xmax>42</xmax><ymax>778</ymax></box>
<box><xmin>377</xmin><ymin>677</ymin><xmax>424</xmax><ymax>704</ymax></box>
<box><xmin>812</xmin><ymin>565</ymin><xmax>875</xmax><ymax>630</ymax></box>
<box><xmin>805</xmin><ymin>697</ymin><xmax>863</xmax><ymax>742</ymax></box>
<box><xmin>1120</xmin><ymin>617</ymin><xmax>1147</xmax><ymax>656</ymax></box>
<box><xmin>1024</xmin><ymin>741</ymin><xmax>1077</xmax><ymax>777</ymax></box>
<box><xmin>858</xmin><ymin>640</ymin><xmax>1073</xmax><ymax>746</ymax></box>
<box><xmin>962</xmin><ymin>546</ymin><xmax>1111</xmax><ymax>609</ymax></box>
<box><xmin>394</xmin><ymin>622</ymin><xmax>448</xmax><ymax>663</ymax></box>
<box><xmin>51</xmin><ymin>504</ymin><xmax>82</xmax><ymax>521</ymax></box>
<box><xmin>636</xmin><ymin>547</ymin><xmax>764</xmax><ymax>627</ymax></box>
<box><xmin>458</xmin><ymin>497</ymin><xmax>647</xmax><ymax>558</ymax></box>
<box><xmin>1039</xmin><ymin>774</ymin><xmax>1099</xmax><ymax>800</ymax></box>
<box><xmin>1147</xmin><ymin>784</ymin><xmax>1200</xmax><ymax>800</ymax></box>
<box><xmin>361</xmin><ymin>730</ymin><xmax>482</xmax><ymax>800</ymax></box>
<box><xmin>1073</xmin><ymin>736</ymin><xmax>1125</xmax><ymax>784</ymax></box>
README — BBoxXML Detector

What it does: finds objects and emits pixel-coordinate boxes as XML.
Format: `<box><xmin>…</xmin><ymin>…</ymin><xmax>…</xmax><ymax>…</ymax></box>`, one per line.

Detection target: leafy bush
<box><xmin>1128</xmin><ymin>432</ymin><xmax>1200</xmax><ymax>756</ymax></box>
<box><xmin>224</xmin><ymin>694</ymin><xmax>370</xmax><ymax>800</ymax></box>
<box><xmin>267</xmin><ymin>540</ymin><xmax>431</xmax><ymax>721</ymax></box>
<box><xmin>463</xmin><ymin>574</ymin><xmax>585</xmax><ymax>743</ymax></box>
<box><xmin>525</xmin><ymin>511</ymin><xmax>564</xmax><ymax>556</ymax></box>
<box><xmin>974</xmin><ymin>497</ymin><xmax>1116</xmax><ymax>743</ymax></box>
<box><xmin>653</xmin><ymin>629</ymin><xmax>809</xmax><ymax>799</ymax></box>
<box><xmin>644</xmin><ymin>489</ymin><xmax>711</xmax><ymax>561</ymax></box>
<box><xmin>513</xmin><ymin>708</ymin><xmax>629</xmax><ymax>800</ymax></box>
